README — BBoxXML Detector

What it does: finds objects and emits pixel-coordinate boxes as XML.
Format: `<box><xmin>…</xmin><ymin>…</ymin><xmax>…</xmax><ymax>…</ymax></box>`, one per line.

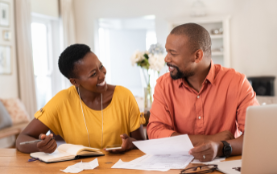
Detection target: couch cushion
<box><xmin>0</xmin><ymin>98</ymin><xmax>30</xmax><ymax>125</ymax></box>
<box><xmin>0</xmin><ymin>101</ymin><xmax>12</xmax><ymax>130</ymax></box>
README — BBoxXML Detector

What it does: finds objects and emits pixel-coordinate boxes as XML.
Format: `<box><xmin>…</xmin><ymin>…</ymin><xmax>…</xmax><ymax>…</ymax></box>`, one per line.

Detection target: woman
<box><xmin>16</xmin><ymin>44</ymin><xmax>145</xmax><ymax>153</ymax></box>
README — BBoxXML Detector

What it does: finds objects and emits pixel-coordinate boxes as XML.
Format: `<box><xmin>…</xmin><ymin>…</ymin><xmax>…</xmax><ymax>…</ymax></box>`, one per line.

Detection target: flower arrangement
<box><xmin>130</xmin><ymin>43</ymin><xmax>165</xmax><ymax>109</ymax></box>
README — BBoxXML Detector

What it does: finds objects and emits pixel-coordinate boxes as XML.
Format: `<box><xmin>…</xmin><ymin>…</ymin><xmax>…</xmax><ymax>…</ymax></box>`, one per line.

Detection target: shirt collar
<box><xmin>205</xmin><ymin>60</ymin><xmax>215</xmax><ymax>85</ymax></box>
<box><xmin>177</xmin><ymin>60</ymin><xmax>215</xmax><ymax>88</ymax></box>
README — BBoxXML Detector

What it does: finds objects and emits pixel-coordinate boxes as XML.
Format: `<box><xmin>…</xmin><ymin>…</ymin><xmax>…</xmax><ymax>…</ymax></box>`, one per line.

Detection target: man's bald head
<box><xmin>170</xmin><ymin>23</ymin><xmax>211</xmax><ymax>58</ymax></box>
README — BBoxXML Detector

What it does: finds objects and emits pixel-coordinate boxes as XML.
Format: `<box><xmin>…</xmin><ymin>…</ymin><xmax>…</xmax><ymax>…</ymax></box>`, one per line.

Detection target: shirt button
<box><xmin>197</xmin><ymin>95</ymin><xmax>200</xmax><ymax>99</ymax></box>
<box><xmin>198</xmin><ymin>116</ymin><xmax>201</xmax><ymax>119</ymax></box>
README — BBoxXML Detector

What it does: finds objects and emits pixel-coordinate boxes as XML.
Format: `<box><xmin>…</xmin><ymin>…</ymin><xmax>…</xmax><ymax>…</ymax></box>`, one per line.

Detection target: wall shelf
<box><xmin>212</xmin><ymin>52</ymin><xmax>224</xmax><ymax>56</ymax></box>
<box><xmin>169</xmin><ymin>15</ymin><xmax>231</xmax><ymax>67</ymax></box>
<box><xmin>210</xmin><ymin>35</ymin><xmax>223</xmax><ymax>39</ymax></box>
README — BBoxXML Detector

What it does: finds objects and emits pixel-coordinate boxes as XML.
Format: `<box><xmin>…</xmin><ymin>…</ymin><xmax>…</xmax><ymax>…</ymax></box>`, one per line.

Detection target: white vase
<box><xmin>144</xmin><ymin>84</ymin><xmax>152</xmax><ymax>111</ymax></box>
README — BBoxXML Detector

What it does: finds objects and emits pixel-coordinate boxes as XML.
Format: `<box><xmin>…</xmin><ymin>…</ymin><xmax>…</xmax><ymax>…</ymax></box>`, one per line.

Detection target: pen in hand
<box><xmin>20</xmin><ymin>139</ymin><xmax>42</xmax><ymax>145</ymax></box>
<box><xmin>19</xmin><ymin>137</ymin><xmax>55</xmax><ymax>145</ymax></box>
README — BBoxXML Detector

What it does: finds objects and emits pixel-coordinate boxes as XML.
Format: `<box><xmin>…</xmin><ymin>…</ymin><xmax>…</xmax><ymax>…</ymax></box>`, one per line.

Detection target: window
<box><xmin>31</xmin><ymin>15</ymin><xmax>62</xmax><ymax>110</ymax></box>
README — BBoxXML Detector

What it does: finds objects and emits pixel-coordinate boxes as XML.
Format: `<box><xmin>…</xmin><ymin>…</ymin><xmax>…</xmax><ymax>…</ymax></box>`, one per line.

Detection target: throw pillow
<box><xmin>0</xmin><ymin>100</ymin><xmax>12</xmax><ymax>129</ymax></box>
<box><xmin>0</xmin><ymin>98</ymin><xmax>30</xmax><ymax>125</ymax></box>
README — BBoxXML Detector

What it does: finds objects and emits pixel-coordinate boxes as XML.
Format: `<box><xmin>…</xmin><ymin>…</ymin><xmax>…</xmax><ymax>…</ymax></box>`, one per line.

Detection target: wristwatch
<box><xmin>221</xmin><ymin>141</ymin><xmax>232</xmax><ymax>158</ymax></box>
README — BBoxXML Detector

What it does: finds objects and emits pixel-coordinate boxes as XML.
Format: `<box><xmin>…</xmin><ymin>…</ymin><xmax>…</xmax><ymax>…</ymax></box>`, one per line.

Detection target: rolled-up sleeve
<box><xmin>236</xmin><ymin>75</ymin><xmax>260</xmax><ymax>133</ymax></box>
<box><xmin>147</xmin><ymin>78</ymin><xmax>175</xmax><ymax>139</ymax></box>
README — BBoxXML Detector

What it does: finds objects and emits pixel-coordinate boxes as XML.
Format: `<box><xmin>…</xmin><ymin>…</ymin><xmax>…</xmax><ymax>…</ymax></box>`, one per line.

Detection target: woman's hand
<box><xmin>104</xmin><ymin>134</ymin><xmax>135</xmax><ymax>153</ymax></box>
<box><xmin>37</xmin><ymin>133</ymin><xmax>57</xmax><ymax>153</ymax></box>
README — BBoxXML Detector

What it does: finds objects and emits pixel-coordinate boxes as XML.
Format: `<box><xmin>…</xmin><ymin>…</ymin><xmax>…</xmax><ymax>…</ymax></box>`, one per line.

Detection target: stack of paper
<box><xmin>216</xmin><ymin>160</ymin><xmax>241</xmax><ymax>174</ymax></box>
<box><xmin>191</xmin><ymin>157</ymin><xmax>226</xmax><ymax>164</ymax></box>
<box><xmin>112</xmin><ymin>135</ymin><xmax>194</xmax><ymax>171</ymax></box>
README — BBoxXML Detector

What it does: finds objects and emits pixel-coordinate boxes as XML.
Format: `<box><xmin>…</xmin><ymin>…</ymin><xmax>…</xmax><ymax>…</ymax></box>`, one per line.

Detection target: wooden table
<box><xmin>0</xmin><ymin>148</ymin><xmax>241</xmax><ymax>174</ymax></box>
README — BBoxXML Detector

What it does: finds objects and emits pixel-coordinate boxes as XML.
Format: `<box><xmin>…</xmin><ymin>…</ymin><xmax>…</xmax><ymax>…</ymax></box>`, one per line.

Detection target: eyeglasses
<box><xmin>180</xmin><ymin>164</ymin><xmax>218</xmax><ymax>174</ymax></box>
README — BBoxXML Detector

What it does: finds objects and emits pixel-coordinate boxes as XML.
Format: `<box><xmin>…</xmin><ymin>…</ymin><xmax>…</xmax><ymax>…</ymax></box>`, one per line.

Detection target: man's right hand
<box><xmin>207</xmin><ymin>130</ymin><xmax>235</xmax><ymax>142</ymax></box>
<box><xmin>37</xmin><ymin>134</ymin><xmax>57</xmax><ymax>153</ymax></box>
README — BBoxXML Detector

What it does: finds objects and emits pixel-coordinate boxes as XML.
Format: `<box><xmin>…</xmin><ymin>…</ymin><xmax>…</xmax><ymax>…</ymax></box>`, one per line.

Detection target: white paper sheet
<box><xmin>133</xmin><ymin>134</ymin><xmax>194</xmax><ymax>155</ymax></box>
<box><xmin>61</xmin><ymin>158</ymin><xmax>99</xmax><ymax>173</ymax></box>
<box><xmin>112</xmin><ymin>154</ymin><xmax>193</xmax><ymax>171</ymax></box>
<box><xmin>112</xmin><ymin>135</ymin><xmax>194</xmax><ymax>171</ymax></box>
<box><xmin>216</xmin><ymin>160</ymin><xmax>241</xmax><ymax>174</ymax></box>
<box><xmin>191</xmin><ymin>157</ymin><xmax>226</xmax><ymax>164</ymax></box>
<box><xmin>112</xmin><ymin>156</ymin><xmax>170</xmax><ymax>171</ymax></box>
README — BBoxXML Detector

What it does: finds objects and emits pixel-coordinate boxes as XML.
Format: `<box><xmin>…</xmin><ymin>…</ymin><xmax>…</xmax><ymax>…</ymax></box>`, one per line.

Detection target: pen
<box><xmin>20</xmin><ymin>140</ymin><xmax>42</xmax><ymax>145</ymax></box>
<box><xmin>19</xmin><ymin>137</ymin><xmax>54</xmax><ymax>145</ymax></box>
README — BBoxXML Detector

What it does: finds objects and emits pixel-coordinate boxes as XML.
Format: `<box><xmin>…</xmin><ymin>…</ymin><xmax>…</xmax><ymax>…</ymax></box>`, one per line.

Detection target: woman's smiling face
<box><xmin>70</xmin><ymin>52</ymin><xmax>108</xmax><ymax>93</ymax></box>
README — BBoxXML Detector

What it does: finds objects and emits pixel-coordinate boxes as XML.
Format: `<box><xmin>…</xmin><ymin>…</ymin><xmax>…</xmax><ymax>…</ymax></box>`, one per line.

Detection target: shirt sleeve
<box><xmin>34</xmin><ymin>90</ymin><xmax>67</xmax><ymax>136</ymax></box>
<box><xmin>147</xmin><ymin>78</ymin><xmax>175</xmax><ymax>139</ymax></box>
<box><xmin>127</xmin><ymin>89</ymin><xmax>141</xmax><ymax>132</ymax></box>
<box><xmin>236</xmin><ymin>75</ymin><xmax>260</xmax><ymax>133</ymax></box>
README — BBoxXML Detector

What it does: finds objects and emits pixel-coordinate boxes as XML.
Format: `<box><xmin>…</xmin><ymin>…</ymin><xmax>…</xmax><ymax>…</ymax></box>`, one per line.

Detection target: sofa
<box><xmin>0</xmin><ymin>98</ymin><xmax>30</xmax><ymax>147</ymax></box>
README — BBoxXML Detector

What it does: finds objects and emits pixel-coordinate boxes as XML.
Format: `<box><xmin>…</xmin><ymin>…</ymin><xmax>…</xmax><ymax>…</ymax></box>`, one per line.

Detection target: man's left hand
<box><xmin>189</xmin><ymin>141</ymin><xmax>221</xmax><ymax>162</ymax></box>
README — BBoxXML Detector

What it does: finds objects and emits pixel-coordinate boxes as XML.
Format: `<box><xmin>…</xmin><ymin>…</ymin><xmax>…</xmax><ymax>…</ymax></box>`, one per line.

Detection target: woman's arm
<box><xmin>16</xmin><ymin>119</ymin><xmax>57</xmax><ymax>153</ymax></box>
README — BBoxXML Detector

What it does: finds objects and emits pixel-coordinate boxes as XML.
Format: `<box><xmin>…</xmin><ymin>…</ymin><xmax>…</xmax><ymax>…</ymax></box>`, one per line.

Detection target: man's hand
<box><xmin>208</xmin><ymin>130</ymin><xmax>234</xmax><ymax>142</ymax></box>
<box><xmin>37</xmin><ymin>134</ymin><xmax>57</xmax><ymax>153</ymax></box>
<box><xmin>104</xmin><ymin>134</ymin><xmax>134</xmax><ymax>153</ymax></box>
<box><xmin>189</xmin><ymin>141</ymin><xmax>221</xmax><ymax>162</ymax></box>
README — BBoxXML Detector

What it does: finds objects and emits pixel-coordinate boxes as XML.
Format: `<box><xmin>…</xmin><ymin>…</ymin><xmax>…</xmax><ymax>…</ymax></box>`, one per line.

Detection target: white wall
<box><xmin>30</xmin><ymin>0</ymin><xmax>59</xmax><ymax>18</ymax></box>
<box><xmin>0</xmin><ymin>0</ymin><xmax>18</xmax><ymax>99</ymax></box>
<box><xmin>73</xmin><ymin>0</ymin><xmax>234</xmax><ymax>50</ymax></box>
<box><xmin>0</xmin><ymin>0</ymin><xmax>18</xmax><ymax>148</ymax></box>
<box><xmin>73</xmin><ymin>0</ymin><xmax>277</xmax><ymax>103</ymax></box>
<box><xmin>109</xmin><ymin>29</ymin><xmax>146</xmax><ymax>96</ymax></box>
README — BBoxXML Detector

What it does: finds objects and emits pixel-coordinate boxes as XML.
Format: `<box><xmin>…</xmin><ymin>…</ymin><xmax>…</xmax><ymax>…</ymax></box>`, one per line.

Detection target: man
<box><xmin>147</xmin><ymin>23</ymin><xmax>259</xmax><ymax>162</ymax></box>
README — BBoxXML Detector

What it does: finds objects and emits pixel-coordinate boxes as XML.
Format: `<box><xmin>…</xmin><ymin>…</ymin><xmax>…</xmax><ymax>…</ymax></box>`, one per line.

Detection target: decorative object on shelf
<box><xmin>211</xmin><ymin>28</ymin><xmax>223</xmax><ymax>35</ymax></box>
<box><xmin>131</xmin><ymin>43</ymin><xmax>165</xmax><ymax>110</ymax></box>
<box><xmin>0</xmin><ymin>45</ymin><xmax>11</xmax><ymax>74</ymax></box>
<box><xmin>212</xmin><ymin>47</ymin><xmax>224</xmax><ymax>53</ymax></box>
<box><xmin>190</xmin><ymin>0</ymin><xmax>207</xmax><ymax>17</ymax></box>
<box><xmin>0</xmin><ymin>2</ymin><xmax>9</xmax><ymax>27</ymax></box>
<box><xmin>2</xmin><ymin>30</ymin><xmax>11</xmax><ymax>41</ymax></box>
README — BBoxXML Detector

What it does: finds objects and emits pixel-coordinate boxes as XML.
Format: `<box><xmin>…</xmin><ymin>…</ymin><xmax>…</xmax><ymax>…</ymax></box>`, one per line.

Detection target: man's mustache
<box><xmin>167</xmin><ymin>63</ymin><xmax>178</xmax><ymax>69</ymax></box>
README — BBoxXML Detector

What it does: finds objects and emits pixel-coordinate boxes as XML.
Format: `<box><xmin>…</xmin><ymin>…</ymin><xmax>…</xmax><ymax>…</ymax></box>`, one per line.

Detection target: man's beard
<box><xmin>167</xmin><ymin>63</ymin><xmax>194</xmax><ymax>80</ymax></box>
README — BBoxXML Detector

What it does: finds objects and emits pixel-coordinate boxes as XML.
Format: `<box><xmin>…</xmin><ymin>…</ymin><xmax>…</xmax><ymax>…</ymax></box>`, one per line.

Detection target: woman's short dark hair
<box><xmin>58</xmin><ymin>44</ymin><xmax>91</xmax><ymax>79</ymax></box>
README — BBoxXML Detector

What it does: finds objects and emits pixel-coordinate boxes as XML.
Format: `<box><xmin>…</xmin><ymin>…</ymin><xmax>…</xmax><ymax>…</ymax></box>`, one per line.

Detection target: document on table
<box><xmin>191</xmin><ymin>157</ymin><xmax>226</xmax><ymax>164</ymax></box>
<box><xmin>112</xmin><ymin>154</ymin><xmax>194</xmax><ymax>171</ymax></box>
<box><xmin>112</xmin><ymin>135</ymin><xmax>194</xmax><ymax>171</ymax></box>
<box><xmin>216</xmin><ymin>160</ymin><xmax>241</xmax><ymax>174</ymax></box>
<box><xmin>132</xmin><ymin>134</ymin><xmax>194</xmax><ymax>155</ymax></box>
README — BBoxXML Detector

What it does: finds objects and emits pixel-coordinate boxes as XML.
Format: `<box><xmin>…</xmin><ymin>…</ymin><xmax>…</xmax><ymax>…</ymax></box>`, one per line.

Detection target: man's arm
<box><xmin>147</xmin><ymin>78</ymin><xmax>176</xmax><ymax>139</ymax></box>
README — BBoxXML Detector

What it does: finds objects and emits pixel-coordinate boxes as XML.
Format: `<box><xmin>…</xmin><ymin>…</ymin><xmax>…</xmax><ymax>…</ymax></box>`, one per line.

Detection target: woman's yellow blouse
<box><xmin>35</xmin><ymin>86</ymin><xmax>142</xmax><ymax>148</ymax></box>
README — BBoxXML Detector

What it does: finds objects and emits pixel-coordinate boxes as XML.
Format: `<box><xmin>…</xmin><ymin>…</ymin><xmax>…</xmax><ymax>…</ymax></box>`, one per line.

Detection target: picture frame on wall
<box><xmin>2</xmin><ymin>30</ymin><xmax>11</xmax><ymax>41</ymax></box>
<box><xmin>0</xmin><ymin>45</ymin><xmax>11</xmax><ymax>74</ymax></box>
<box><xmin>0</xmin><ymin>2</ymin><xmax>9</xmax><ymax>27</ymax></box>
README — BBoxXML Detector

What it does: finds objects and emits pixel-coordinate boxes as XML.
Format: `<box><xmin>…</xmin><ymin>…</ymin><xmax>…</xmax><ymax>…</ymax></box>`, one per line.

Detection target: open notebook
<box><xmin>30</xmin><ymin>144</ymin><xmax>104</xmax><ymax>163</ymax></box>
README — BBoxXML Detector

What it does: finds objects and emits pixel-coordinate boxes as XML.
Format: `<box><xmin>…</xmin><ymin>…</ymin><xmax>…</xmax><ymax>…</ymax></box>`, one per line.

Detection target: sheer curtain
<box><xmin>60</xmin><ymin>0</ymin><xmax>76</xmax><ymax>88</ymax></box>
<box><xmin>15</xmin><ymin>0</ymin><xmax>37</xmax><ymax>118</ymax></box>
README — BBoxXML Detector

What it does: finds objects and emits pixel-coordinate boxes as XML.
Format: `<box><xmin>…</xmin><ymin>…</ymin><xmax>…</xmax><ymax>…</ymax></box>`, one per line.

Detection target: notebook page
<box><xmin>31</xmin><ymin>150</ymin><xmax>73</xmax><ymax>162</ymax></box>
<box><xmin>58</xmin><ymin>144</ymin><xmax>100</xmax><ymax>155</ymax></box>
